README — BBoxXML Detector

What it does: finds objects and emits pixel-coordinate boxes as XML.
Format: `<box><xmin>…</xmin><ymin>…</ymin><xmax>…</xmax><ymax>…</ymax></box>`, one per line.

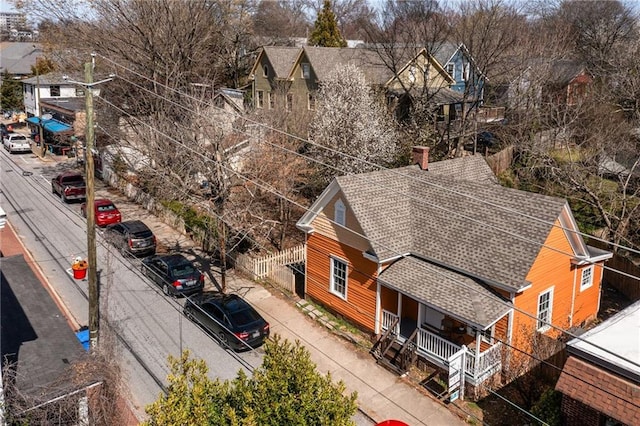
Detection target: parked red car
<box><xmin>81</xmin><ymin>199</ymin><xmax>122</xmax><ymax>227</ymax></box>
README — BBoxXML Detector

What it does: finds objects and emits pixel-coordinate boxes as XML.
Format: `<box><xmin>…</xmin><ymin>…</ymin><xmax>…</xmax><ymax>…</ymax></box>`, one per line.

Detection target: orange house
<box><xmin>296</xmin><ymin>147</ymin><xmax>612</xmax><ymax>389</ymax></box>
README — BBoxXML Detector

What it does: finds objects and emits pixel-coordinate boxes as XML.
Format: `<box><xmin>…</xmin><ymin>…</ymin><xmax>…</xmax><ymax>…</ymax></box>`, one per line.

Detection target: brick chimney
<box><xmin>412</xmin><ymin>146</ymin><xmax>430</xmax><ymax>170</ymax></box>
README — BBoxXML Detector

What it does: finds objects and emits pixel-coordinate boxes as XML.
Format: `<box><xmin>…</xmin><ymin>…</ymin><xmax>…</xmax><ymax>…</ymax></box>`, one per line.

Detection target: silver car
<box><xmin>3</xmin><ymin>133</ymin><xmax>31</xmax><ymax>154</ymax></box>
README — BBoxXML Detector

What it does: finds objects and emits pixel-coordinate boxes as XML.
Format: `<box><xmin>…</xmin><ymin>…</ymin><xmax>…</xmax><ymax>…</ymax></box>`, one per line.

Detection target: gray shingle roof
<box><xmin>302</xmin><ymin>46</ymin><xmax>394</xmax><ymax>85</ymax></box>
<box><xmin>261</xmin><ymin>46</ymin><xmax>300</xmax><ymax>79</ymax></box>
<box><xmin>379</xmin><ymin>256</ymin><xmax>510</xmax><ymax>328</ymax></box>
<box><xmin>336</xmin><ymin>159</ymin><xmax>568</xmax><ymax>292</ymax></box>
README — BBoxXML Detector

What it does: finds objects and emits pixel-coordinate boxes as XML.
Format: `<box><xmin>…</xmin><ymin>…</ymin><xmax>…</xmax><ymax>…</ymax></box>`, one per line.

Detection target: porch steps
<box><xmin>377</xmin><ymin>341</ymin><xmax>405</xmax><ymax>375</ymax></box>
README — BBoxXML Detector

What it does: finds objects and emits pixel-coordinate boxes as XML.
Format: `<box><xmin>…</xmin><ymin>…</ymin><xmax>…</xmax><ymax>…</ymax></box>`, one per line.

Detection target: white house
<box><xmin>21</xmin><ymin>73</ymin><xmax>85</xmax><ymax>117</ymax></box>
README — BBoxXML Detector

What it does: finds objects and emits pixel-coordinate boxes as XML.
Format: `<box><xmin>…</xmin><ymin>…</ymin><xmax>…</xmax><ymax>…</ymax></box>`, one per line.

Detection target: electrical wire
<box><xmin>94</xmin><ymin>92</ymin><xmax>640</xmax><ymax>372</ymax></box>
<box><xmin>97</xmin><ymin>52</ymin><xmax>640</xmax><ymax>260</ymax></box>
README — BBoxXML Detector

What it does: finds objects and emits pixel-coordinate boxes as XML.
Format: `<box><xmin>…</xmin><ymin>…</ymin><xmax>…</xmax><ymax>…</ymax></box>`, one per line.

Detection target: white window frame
<box><xmin>268</xmin><ymin>92</ymin><xmax>274</xmax><ymax>110</ymax></box>
<box><xmin>256</xmin><ymin>90</ymin><xmax>264</xmax><ymax>108</ymax></box>
<box><xmin>446</xmin><ymin>63</ymin><xmax>455</xmax><ymax>79</ymax></box>
<box><xmin>481</xmin><ymin>325</ymin><xmax>495</xmax><ymax>344</ymax></box>
<box><xmin>301</xmin><ymin>63</ymin><xmax>310</xmax><ymax>79</ymax></box>
<box><xmin>330</xmin><ymin>256</ymin><xmax>348</xmax><ymax>299</ymax></box>
<box><xmin>334</xmin><ymin>199</ymin><xmax>345</xmax><ymax>226</ymax></box>
<box><xmin>408</xmin><ymin>65</ymin><xmax>417</xmax><ymax>82</ymax></box>
<box><xmin>580</xmin><ymin>265</ymin><xmax>594</xmax><ymax>291</ymax></box>
<box><xmin>537</xmin><ymin>288</ymin><xmax>554</xmax><ymax>332</ymax></box>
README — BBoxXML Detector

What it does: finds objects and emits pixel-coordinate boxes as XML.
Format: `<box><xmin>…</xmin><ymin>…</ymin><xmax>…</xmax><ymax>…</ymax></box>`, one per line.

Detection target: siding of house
<box><xmin>306</xmin><ymin>232</ymin><xmax>379</xmax><ymax>331</ymax></box>
<box><xmin>494</xmin><ymin>315</ymin><xmax>509</xmax><ymax>342</ymax></box>
<box><xmin>386</xmin><ymin>52</ymin><xmax>450</xmax><ymax>93</ymax></box>
<box><xmin>512</xmin><ymin>220</ymin><xmax>601</xmax><ymax>342</ymax></box>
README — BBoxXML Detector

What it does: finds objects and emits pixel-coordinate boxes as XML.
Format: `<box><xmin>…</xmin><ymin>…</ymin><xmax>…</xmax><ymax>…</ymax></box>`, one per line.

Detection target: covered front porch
<box><xmin>376</xmin><ymin>256</ymin><xmax>512</xmax><ymax>386</ymax></box>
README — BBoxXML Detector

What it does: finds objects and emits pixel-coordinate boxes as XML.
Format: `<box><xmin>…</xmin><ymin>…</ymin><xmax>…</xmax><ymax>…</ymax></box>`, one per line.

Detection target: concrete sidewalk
<box><xmin>221</xmin><ymin>271</ymin><xmax>466</xmax><ymax>426</ymax></box>
<box><xmin>17</xmin><ymin>151</ymin><xmax>467</xmax><ymax>425</ymax></box>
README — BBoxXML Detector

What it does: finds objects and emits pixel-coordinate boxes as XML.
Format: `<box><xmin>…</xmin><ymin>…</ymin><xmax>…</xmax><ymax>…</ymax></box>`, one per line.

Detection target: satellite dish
<box><xmin>41</xmin><ymin>113</ymin><xmax>53</xmax><ymax>121</ymax></box>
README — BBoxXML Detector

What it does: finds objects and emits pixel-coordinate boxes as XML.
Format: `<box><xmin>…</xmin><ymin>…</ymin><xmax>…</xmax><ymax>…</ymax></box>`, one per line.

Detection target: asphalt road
<box><xmin>0</xmin><ymin>150</ymin><xmax>263</xmax><ymax>416</ymax></box>
<box><xmin>1</xmin><ymin>149</ymin><xmax>375</xmax><ymax>425</ymax></box>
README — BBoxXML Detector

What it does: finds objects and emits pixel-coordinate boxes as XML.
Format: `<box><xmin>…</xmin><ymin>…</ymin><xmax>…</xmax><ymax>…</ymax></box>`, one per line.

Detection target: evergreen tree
<box><xmin>308</xmin><ymin>0</ymin><xmax>347</xmax><ymax>47</ymax></box>
<box><xmin>144</xmin><ymin>336</ymin><xmax>358</xmax><ymax>425</ymax></box>
<box><xmin>0</xmin><ymin>71</ymin><xmax>24</xmax><ymax>111</ymax></box>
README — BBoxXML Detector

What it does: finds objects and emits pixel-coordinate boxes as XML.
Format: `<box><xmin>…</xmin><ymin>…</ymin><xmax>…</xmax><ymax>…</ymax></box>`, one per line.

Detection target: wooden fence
<box><xmin>604</xmin><ymin>253</ymin><xmax>640</xmax><ymax>301</ymax></box>
<box><xmin>486</xmin><ymin>145</ymin><xmax>514</xmax><ymax>175</ymax></box>
<box><xmin>235</xmin><ymin>244</ymin><xmax>305</xmax><ymax>293</ymax></box>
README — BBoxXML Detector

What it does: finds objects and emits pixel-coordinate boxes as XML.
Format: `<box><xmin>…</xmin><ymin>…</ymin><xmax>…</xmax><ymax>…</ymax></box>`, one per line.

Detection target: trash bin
<box><xmin>72</xmin><ymin>258</ymin><xmax>88</xmax><ymax>280</ymax></box>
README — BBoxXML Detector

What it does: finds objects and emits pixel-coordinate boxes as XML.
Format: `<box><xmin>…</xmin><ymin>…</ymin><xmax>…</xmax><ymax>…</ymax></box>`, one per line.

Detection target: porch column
<box><xmin>474</xmin><ymin>331</ymin><xmax>481</xmax><ymax>380</ymax></box>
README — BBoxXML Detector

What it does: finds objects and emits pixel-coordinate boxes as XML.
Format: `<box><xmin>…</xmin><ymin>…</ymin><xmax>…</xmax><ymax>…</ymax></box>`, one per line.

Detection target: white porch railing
<box><xmin>466</xmin><ymin>341</ymin><xmax>502</xmax><ymax>383</ymax></box>
<box><xmin>381</xmin><ymin>311</ymin><xmax>501</xmax><ymax>385</ymax></box>
<box><xmin>381</xmin><ymin>309</ymin><xmax>400</xmax><ymax>335</ymax></box>
<box><xmin>416</xmin><ymin>327</ymin><xmax>462</xmax><ymax>362</ymax></box>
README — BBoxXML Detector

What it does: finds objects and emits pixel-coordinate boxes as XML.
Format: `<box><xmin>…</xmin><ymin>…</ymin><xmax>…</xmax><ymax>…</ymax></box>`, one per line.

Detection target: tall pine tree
<box><xmin>308</xmin><ymin>0</ymin><xmax>347</xmax><ymax>47</ymax></box>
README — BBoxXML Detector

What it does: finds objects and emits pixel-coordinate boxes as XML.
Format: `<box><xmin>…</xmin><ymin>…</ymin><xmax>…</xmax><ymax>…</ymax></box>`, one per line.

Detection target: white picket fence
<box><xmin>235</xmin><ymin>244</ymin><xmax>305</xmax><ymax>292</ymax></box>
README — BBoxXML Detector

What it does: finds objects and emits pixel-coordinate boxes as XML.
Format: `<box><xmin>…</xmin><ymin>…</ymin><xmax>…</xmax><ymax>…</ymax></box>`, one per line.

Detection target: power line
<box><xmin>97</xmin><ymin>52</ymin><xmax>640</xmax><ymax>260</ymax></box>
<box><xmin>94</xmin><ymin>93</ymin><xmax>640</xmax><ymax>373</ymax></box>
<box><xmin>94</xmin><ymin>92</ymin><xmax>634</xmax><ymax>375</ymax></box>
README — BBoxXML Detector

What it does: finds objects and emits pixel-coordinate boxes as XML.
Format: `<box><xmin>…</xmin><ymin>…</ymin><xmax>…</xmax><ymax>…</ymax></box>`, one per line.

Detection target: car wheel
<box><xmin>162</xmin><ymin>283</ymin><xmax>171</xmax><ymax>296</ymax></box>
<box><xmin>184</xmin><ymin>307</ymin><xmax>194</xmax><ymax>321</ymax></box>
<box><xmin>61</xmin><ymin>193</ymin><xmax>67</xmax><ymax>203</ymax></box>
<box><xmin>218</xmin><ymin>332</ymin><xmax>229</xmax><ymax>348</ymax></box>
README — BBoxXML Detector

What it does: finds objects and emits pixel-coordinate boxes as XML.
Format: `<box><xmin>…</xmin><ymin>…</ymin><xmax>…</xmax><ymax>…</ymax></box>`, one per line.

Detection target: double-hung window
<box><xmin>256</xmin><ymin>90</ymin><xmax>264</xmax><ymax>108</ymax></box>
<box><xmin>50</xmin><ymin>85</ymin><xmax>61</xmax><ymax>97</ymax></box>
<box><xmin>580</xmin><ymin>265</ymin><xmax>593</xmax><ymax>291</ymax></box>
<box><xmin>330</xmin><ymin>257</ymin><xmax>347</xmax><ymax>299</ymax></box>
<box><xmin>537</xmin><ymin>288</ymin><xmax>553</xmax><ymax>332</ymax></box>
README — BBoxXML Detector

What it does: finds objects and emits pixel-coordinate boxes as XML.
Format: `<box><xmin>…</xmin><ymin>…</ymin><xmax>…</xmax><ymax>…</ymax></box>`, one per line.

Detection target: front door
<box><xmin>400</xmin><ymin>294</ymin><xmax>418</xmax><ymax>338</ymax></box>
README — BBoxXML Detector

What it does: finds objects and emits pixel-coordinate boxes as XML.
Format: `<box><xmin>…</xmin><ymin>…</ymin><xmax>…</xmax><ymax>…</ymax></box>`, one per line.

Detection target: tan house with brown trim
<box><xmin>248</xmin><ymin>46</ymin><xmax>460</xmax><ymax>121</ymax></box>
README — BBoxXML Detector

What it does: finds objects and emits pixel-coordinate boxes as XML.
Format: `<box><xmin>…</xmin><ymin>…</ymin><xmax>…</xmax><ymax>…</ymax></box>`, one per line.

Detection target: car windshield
<box><xmin>97</xmin><ymin>204</ymin><xmax>116</xmax><ymax>212</ymax></box>
<box><xmin>171</xmin><ymin>263</ymin><xmax>197</xmax><ymax>278</ymax></box>
<box><xmin>228</xmin><ymin>308</ymin><xmax>262</xmax><ymax>326</ymax></box>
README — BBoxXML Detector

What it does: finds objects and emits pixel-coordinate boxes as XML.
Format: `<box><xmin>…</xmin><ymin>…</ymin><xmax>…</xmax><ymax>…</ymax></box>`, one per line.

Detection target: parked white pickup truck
<box><xmin>3</xmin><ymin>133</ymin><xmax>31</xmax><ymax>154</ymax></box>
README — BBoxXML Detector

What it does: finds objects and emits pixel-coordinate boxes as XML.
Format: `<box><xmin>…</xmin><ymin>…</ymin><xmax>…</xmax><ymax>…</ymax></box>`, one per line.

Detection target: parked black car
<box><xmin>104</xmin><ymin>220</ymin><xmax>156</xmax><ymax>257</ymax></box>
<box><xmin>141</xmin><ymin>254</ymin><xmax>204</xmax><ymax>296</ymax></box>
<box><xmin>184</xmin><ymin>292</ymin><xmax>270</xmax><ymax>351</ymax></box>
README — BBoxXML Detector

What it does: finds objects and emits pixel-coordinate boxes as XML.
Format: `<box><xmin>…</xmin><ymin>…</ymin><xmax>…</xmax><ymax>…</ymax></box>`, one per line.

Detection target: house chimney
<box><xmin>412</xmin><ymin>146</ymin><xmax>429</xmax><ymax>170</ymax></box>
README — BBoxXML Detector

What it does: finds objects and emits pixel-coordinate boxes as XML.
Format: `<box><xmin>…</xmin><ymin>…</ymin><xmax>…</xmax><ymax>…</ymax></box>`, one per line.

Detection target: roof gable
<box><xmin>299</xmin><ymin>157</ymin><xmax>578</xmax><ymax>292</ymax></box>
<box><xmin>250</xmin><ymin>46</ymin><xmax>300</xmax><ymax>80</ymax></box>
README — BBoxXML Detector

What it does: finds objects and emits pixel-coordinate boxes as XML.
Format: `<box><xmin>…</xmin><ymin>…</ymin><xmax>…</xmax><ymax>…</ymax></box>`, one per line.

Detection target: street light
<box><xmin>65</xmin><ymin>55</ymin><xmax>115</xmax><ymax>349</ymax></box>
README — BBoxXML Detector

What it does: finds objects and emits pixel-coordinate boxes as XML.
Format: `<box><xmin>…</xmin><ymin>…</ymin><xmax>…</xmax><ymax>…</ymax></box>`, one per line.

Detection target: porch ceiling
<box><xmin>379</xmin><ymin>256</ymin><xmax>511</xmax><ymax>329</ymax></box>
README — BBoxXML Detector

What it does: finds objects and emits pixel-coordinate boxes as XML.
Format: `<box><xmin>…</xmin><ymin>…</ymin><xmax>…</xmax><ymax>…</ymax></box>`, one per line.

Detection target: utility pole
<box><xmin>34</xmin><ymin>55</ymin><xmax>45</xmax><ymax>158</ymax></box>
<box><xmin>65</xmin><ymin>56</ymin><xmax>114</xmax><ymax>348</ymax></box>
<box><xmin>85</xmin><ymin>58</ymin><xmax>99</xmax><ymax>349</ymax></box>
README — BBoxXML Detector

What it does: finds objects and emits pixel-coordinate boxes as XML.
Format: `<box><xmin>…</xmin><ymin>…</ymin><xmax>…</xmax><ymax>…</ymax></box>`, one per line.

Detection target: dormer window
<box><xmin>334</xmin><ymin>199</ymin><xmax>346</xmax><ymax>226</ymax></box>
<box><xmin>301</xmin><ymin>63</ymin><xmax>310</xmax><ymax>79</ymax></box>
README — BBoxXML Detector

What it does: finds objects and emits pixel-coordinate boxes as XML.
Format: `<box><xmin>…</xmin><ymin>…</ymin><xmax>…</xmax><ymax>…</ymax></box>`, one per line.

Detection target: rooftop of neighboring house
<box><xmin>0</xmin><ymin>41</ymin><xmax>41</xmax><ymax>75</ymax></box>
<box><xmin>300</xmin><ymin>46</ymin><xmax>397</xmax><ymax>85</ymax></box>
<box><xmin>41</xmin><ymin>97</ymin><xmax>87</xmax><ymax>113</ymax></box>
<box><xmin>257</xmin><ymin>46</ymin><xmax>300</xmax><ymax>79</ymax></box>
<box><xmin>20</xmin><ymin>72</ymin><xmax>85</xmax><ymax>86</ymax></box>
<box><xmin>567</xmin><ymin>299</ymin><xmax>640</xmax><ymax>380</ymax></box>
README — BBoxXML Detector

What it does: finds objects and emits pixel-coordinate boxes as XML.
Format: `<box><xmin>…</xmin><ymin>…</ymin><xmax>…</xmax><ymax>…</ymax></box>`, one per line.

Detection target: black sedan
<box><xmin>141</xmin><ymin>254</ymin><xmax>204</xmax><ymax>297</ymax></box>
<box><xmin>184</xmin><ymin>292</ymin><xmax>270</xmax><ymax>351</ymax></box>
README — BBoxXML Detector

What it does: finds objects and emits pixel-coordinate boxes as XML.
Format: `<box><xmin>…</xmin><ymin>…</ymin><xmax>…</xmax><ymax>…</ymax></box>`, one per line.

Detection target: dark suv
<box><xmin>104</xmin><ymin>220</ymin><xmax>156</xmax><ymax>257</ymax></box>
<box><xmin>141</xmin><ymin>254</ymin><xmax>205</xmax><ymax>297</ymax></box>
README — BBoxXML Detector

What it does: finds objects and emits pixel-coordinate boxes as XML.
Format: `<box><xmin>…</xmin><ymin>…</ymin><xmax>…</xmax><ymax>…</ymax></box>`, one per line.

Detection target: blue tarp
<box><xmin>26</xmin><ymin>116</ymin><xmax>72</xmax><ymax>133</ymax></box>
<box><xmin>75</xmin><ymin>327</ymin><xmax>90</xmax><ymax>351</ymax></box>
